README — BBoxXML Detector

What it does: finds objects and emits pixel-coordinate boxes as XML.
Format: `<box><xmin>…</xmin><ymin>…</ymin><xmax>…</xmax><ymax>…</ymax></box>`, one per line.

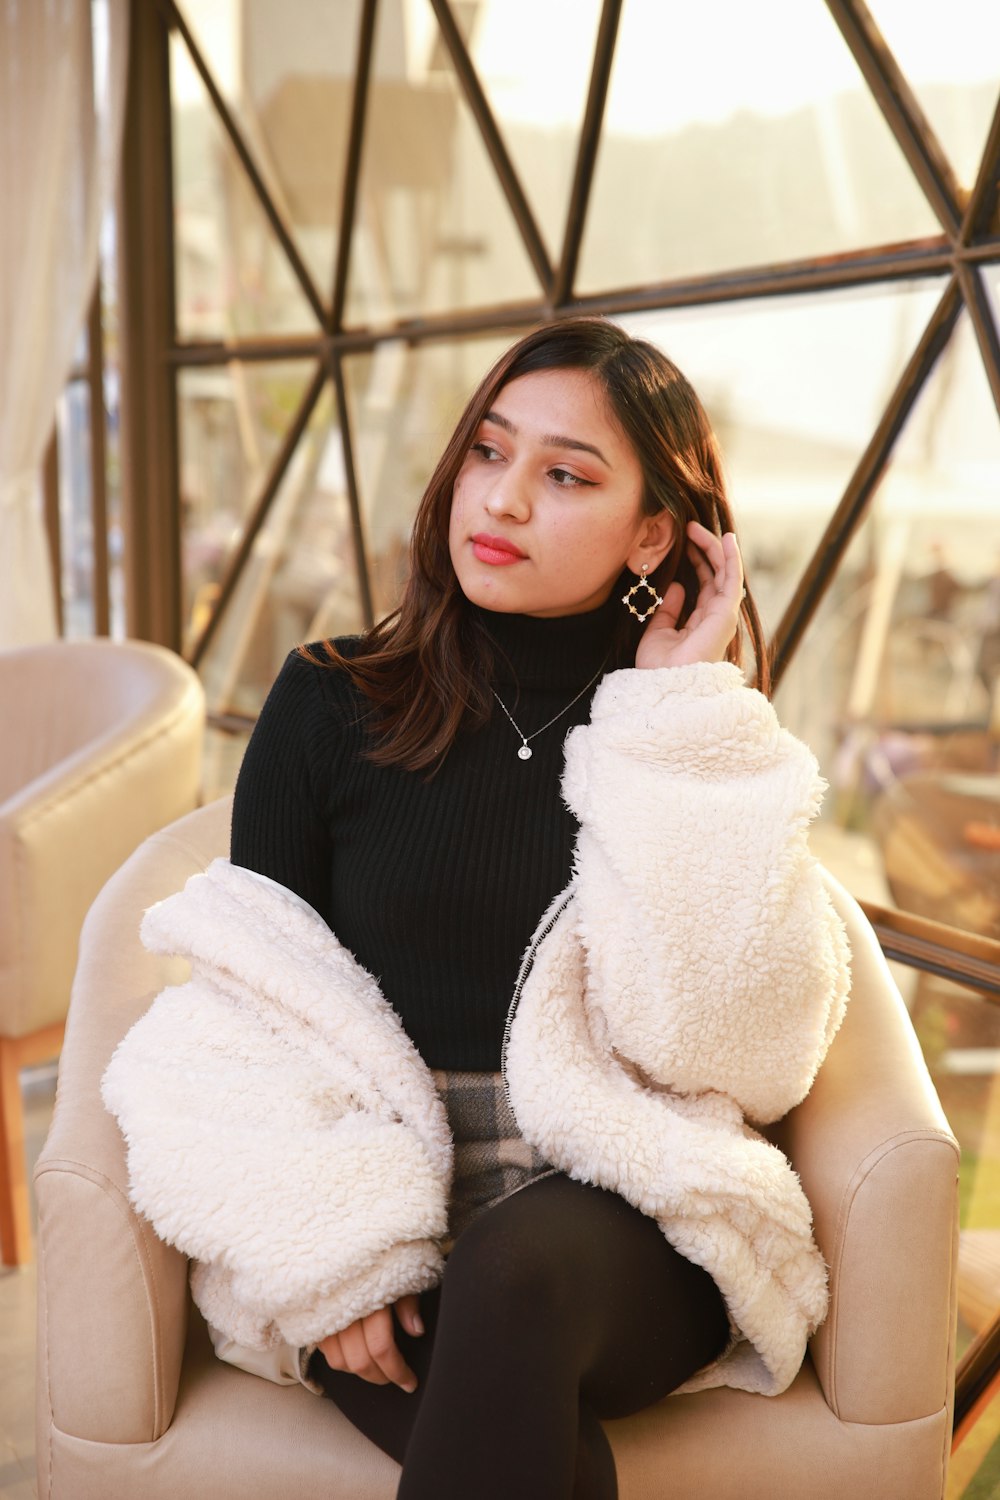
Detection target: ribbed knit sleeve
<box><xmin>230</xmin><ymin>650</ymin><xmax>338</xmax><ymax>920</ymax></box>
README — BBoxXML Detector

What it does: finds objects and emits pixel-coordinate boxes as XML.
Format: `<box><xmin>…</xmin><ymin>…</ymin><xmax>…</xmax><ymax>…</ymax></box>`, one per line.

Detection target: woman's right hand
<box><xmin>317</xmin><ymin>1294</ymin><xmax>424</xmax><ymax>1393</ymax></box>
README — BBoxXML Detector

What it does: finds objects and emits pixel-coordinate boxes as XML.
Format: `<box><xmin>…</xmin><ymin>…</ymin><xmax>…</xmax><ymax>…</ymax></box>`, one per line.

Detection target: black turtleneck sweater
<box><xmin>230</xmin><ymin>593</ymin><xmax>634</xmax><ymax>1071</ymax></box>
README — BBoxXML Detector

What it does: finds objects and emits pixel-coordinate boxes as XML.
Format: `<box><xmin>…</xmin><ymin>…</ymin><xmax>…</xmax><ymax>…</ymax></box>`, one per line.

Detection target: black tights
<box><xmin>309</xmin><ymin>1174</ymin><xmax>730</xmax><ymax>1500</ymax></box>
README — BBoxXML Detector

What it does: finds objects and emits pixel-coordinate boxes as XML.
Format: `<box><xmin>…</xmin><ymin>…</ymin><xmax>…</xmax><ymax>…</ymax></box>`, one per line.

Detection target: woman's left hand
<box><xmin>634</xmin><ymin>522</ymin><xmax>745</xmax><ymax>672</ymax></box>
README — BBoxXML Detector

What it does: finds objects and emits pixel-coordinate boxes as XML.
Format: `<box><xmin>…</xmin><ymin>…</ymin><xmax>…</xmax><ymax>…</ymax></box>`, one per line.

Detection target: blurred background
<box><xmin>3</xmin><ymin>1</ymin><xmax>1000</xmax><ymax>1494</ymax></box>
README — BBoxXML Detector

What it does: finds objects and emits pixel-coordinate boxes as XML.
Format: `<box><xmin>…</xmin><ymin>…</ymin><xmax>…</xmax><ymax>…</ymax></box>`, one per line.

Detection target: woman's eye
<box><xmin>550</xmin><ymin>467</ymin><xmax>595</xmax><ymax>489</ymax></box>
<box><xmin>471</xmin><ymin>441</ymin><xmax>502</xmax><ymax>462</ymax></box>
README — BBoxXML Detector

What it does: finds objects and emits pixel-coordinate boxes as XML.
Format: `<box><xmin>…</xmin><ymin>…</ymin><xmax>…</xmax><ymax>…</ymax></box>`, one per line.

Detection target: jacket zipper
<box><xmin>500</xmin><ymin>887</ymin><xmax>575</xmax><ymax>1106</ymax></box>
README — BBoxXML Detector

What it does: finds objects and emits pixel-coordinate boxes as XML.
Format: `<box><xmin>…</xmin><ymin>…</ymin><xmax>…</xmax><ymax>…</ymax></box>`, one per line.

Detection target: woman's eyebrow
<box><xmin>482</xmin><ymin>409</ymin><xmax>611</xmax><ymax>468</ymax></box>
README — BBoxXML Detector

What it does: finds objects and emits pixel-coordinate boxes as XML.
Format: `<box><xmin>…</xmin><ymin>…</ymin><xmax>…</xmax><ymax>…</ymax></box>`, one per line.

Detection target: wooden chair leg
<box><xmin>0</xmin><ymin>1023</ymin><xmax>65</xmax><ymax>1266</ymax></box>
<box><xmin>0</xmin><ymin>1034</ymin><xmax>30</xmax><ymax>1266</ymax></box>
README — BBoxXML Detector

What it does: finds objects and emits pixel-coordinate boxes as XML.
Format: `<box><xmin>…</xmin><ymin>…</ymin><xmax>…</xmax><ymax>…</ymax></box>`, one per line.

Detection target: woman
<box><xmin>103</xmin><ymin>317</ymin><xmax>850</xmax><ymax>1500</ymax></box>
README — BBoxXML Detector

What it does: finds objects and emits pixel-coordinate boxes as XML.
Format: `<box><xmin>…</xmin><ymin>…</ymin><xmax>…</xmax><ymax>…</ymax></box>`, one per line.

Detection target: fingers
<box><xmin>353</xmin><ymin>1308</ymin><xmax>419</xmax><ymax>1391</ymax></box>
<box><xmin>396</xmin><ymin>1293</ymin><xmax>425</xmax><ymax>1338</ymax></box>
<box><xmin>336</xmin><ymin>1316</ymin><xmax>390</xmax><ymax>1386</ymax></box>
<box><xmin>641</xmin><ymin>579</ymin><xmax>684</xmax><ymax>640</ymax></box>
<box><xmin>317</xmin><ymin>1331</ymin><xmax>345</xmax><ymax>1371</ymax></box>
<box><xmin>318</xmin><ymin>1308</ymin><xmax>418</xmax><ymax>1393</ymax></box>
<box><xmin>686</xmin><ymin>522</ymin><xmax>744</xmax><ymax>606</ymax></box>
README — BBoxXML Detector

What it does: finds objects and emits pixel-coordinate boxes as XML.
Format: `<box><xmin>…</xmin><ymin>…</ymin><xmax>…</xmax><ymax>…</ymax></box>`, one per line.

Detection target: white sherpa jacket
<box><xmin>102</xmin><ymin>661</ymin><xmax>851</xmax><ymax>1399</ymax></box>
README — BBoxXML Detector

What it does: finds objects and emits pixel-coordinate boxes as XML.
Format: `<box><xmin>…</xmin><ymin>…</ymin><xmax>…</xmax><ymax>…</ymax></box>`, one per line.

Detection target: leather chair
<box><xmin>34</xmin><ymin>798</ymin><xmax>959</xmax><ymax>1499</ymax></box>
<box><xmin>0</xmin><ymin>638</ymin><xmax>204</xmax><ymax>1264</ymax></box>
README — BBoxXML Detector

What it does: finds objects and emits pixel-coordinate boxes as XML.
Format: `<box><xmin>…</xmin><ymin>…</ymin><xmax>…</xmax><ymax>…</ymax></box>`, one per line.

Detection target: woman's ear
<box><xmin>626</xmin><ymin>511</ymin><xmax>675</xmax><ymax>576</ymax></box>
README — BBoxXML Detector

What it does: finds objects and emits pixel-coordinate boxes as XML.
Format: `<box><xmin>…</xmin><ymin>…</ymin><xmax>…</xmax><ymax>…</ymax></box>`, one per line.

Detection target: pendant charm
<box><xmin>490</xmin><ymin>655</ymin><xmax>608</xmax><ymax>767</ymax></box>
<box><xmin>622</xmin><ymin>563</ymin><xmax>663</xmax><ymax>623</ymax></box>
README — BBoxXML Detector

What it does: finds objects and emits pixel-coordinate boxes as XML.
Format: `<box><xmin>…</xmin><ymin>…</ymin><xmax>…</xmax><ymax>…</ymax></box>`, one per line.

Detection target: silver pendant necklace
<box><xmin>490</xmin><ymin>657</ymin><xmax>608</xmax><ymax>761</ymax></box>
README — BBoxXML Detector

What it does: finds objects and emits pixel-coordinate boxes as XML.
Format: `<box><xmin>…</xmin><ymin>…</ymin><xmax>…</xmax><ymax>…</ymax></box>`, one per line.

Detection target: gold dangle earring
<box><xmin>622</xmin><ymin>563</ymin><xmax>663</xmax><ymax>622</ymax></box>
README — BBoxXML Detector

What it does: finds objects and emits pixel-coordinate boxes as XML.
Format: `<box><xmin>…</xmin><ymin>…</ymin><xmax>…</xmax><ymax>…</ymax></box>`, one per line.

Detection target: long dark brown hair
<box><xmin>302</xmin><ymin>317</ymin><xmax>771</xmax><ymax>771</ymax></box>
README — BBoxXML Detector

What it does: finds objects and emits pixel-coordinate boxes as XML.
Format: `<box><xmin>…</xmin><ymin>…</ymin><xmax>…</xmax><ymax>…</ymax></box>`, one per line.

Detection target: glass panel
<box><xmin>174</xmin><ymin>0</ymin><xmax>363</xmax><ymax>300</ymax></box>
<box><xmin>179</xmin><ymin>359</ymin><xmax>320</xmax><ymax>650</ymax></box>
<box><xmin>345</xmin><ymin>0</ymin><xmax>541</xmax><ymax>328</ymax></box>
<box><xmin>912</xmin><ymin>975</ymin><xmax>1000</xmax><ymax>1363</ymax></box>
<box><xmin>615</xmin><ymin>278</ymin><xmax>946</xmax><ymax>641</ymax></box>
<box><xmin>171</xmin><ymin>30</ymin><xmax>319</xmax><ymax>340</ymax></box>
<box><xmin>912</xmin><ymin>977</ymin><xmax>1000</xmax><ymax>1500</ymax></box>
<box><xmin>866</xmin><ymin>0</ymin><xmax>1000</xmax><ymax>190</ymax></box>
<box><xmin>71</xmin><ymin>322</ymin><xmax>89</xmax><ymax>369</ymax></box>
<box><xmin>777</xmin><ymin>308</ymin><xmax>1000</xmax><ymax>944</ymax></box>
<box><xmin>343</xmin><ymin>333</ymin><xmax>510</xmax><ymax>618</ymax></box>
<box><xmin>466</xmin><ymin>0</ymin><xmax>603</xmax><ymax>262</ymax></box>
<box><xmin>988</xmin><ymin>264</ymin><xmax>1000</xmax><ymax>356</ymax></box>
<box><xmin>578</xmin><ymin>0</ymin><xmax>940</xmax><ymax>294</ymax></box>
<box><xmin>98</xmin><ymin>207</ymin><xmax>126</xmax><ymax>640</ymax></box>
<box><xmin>197</xmin><ymin>381</ymin><xmax>366</xmax><ymax>716</ymax></box>
<box><xmin>55</xmin><ymin>381</ymin><xmax>96</xmax><ymax>638</ymax></box>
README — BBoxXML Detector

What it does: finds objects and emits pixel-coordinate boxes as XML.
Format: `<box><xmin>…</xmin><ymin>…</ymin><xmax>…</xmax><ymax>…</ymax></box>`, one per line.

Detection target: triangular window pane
<box><xmin>892</xmin><ymin>302</ymin><xmax>1000</xmax><ymax>516</ymax></box>
<box><xmin>174</xmin><ymin>0</ymin><xmax>363</xmax><ymax>304</ymax></box>
<box><xmin>197</xmin><ymin>376</ymin><xmax>368</xmax><ymax>719</ymax></box>
<box><xmin>776</xmin><ymin>306</ymin><xmax>1000</xmax><ymax>943</ymax></box>
<box><xmin>171</xmin><ymin>30</ymin><xmax>319</xmax><ymax>339</ymax></box>
<box><xmin>866</xmin><ymin>0</ymin><xmax>1000</xmax><ymax>190</ymax></box>
<box><xmin>465</xmin><ymin>0</ymin><xmax>603</xmax><ymax>263</ymax></box>
<box><xmin>179</xmin><ymin>359</ymin><xmax>323</xmax><ymax>653</ymax></box>
<box><xmin>578</xmin><ymin>0</ymin><xmax>940</xmax><ymax>294</ymax></box>
<box><xmin>345</xmin><ymin>0</ymin><xmax>541</xmax><ymax>328</ymax></box>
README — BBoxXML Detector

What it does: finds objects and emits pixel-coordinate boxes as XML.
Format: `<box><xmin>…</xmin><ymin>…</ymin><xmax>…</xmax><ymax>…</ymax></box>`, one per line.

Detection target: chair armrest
<box><xmin>34</xmin><ymin>806</ymin><xmax>231</xmax><ymax>1443</ymax></box>
<box><xmin>35</xmin><ymin>1139</ymin><xmax>189</xmax><ymax>1444</ymax></box>
<box><xmin>773</xmin><ymin>871</ymin><xmax>959</xmax><ymax>1426</ymax></box>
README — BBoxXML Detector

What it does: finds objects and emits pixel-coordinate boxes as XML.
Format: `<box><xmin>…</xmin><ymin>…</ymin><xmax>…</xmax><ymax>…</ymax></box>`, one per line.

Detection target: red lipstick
<box><xmin>472</xmin><ymin>533</ymin><xmax>527</xmax><ymax>565</ymax></box>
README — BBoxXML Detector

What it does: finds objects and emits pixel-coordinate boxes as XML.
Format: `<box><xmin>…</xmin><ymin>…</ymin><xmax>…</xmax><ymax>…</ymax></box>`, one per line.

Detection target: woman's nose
<box><xmin>484</xmin><ymin>471</ymin><xmax>530</xmax><ymax>521</ymax></box>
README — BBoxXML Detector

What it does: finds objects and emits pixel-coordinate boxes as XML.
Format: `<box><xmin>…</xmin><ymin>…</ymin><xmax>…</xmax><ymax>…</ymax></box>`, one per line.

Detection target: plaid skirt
<box><xmin>431</xmin><ymin>1069</ymin><xmax>557</xmax><ymax>1246</ymax></box>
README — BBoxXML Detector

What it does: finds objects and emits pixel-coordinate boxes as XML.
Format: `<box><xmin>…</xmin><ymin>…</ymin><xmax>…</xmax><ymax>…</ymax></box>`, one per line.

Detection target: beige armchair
<box><xmin>35</xmin><ymin>798</ymin><xmax>959</xmax><ymax>1499</ymax></box>
<box><xmin>1</xmin><ymin>638</ymin><xmax>204</xmax><ymax>1264</ymax></box>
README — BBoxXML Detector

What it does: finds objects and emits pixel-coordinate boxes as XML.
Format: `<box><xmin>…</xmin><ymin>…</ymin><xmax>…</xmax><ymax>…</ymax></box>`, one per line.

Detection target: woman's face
<box><xmin>448</xmin><ymin>366</ymin><xmax>672</xmax><ymax>617</ymax></box>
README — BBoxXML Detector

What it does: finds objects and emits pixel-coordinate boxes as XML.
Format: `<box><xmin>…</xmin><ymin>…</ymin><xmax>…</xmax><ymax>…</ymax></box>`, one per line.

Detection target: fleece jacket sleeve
<box><xmin>560</xmin><ymin>661</ymin><xmax>851</xmax><ymax>1124</ymax></box>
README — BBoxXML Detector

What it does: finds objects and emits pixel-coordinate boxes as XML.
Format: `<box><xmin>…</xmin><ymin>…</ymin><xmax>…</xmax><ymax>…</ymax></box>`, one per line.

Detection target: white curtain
<box><xmin>0</xmin><ymin>0</ymin><xmax>129</xmax><ymax>648</ymax></box>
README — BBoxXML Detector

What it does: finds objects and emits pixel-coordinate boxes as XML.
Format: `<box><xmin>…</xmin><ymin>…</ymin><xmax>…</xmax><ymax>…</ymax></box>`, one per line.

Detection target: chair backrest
<box><xmin>0</xmin><ymin>645</ymin><xmax>205</xmax><ymax>1037</ymax></box>
<box><xmin>58</xmin><ymin>796</ymin><xmax>234</xmax><ymax>1129</ymax></box>
<box><xmin>0</xmin><ymin>639</ymin><xmax>199</xmax><ymax>803</ymax></box>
